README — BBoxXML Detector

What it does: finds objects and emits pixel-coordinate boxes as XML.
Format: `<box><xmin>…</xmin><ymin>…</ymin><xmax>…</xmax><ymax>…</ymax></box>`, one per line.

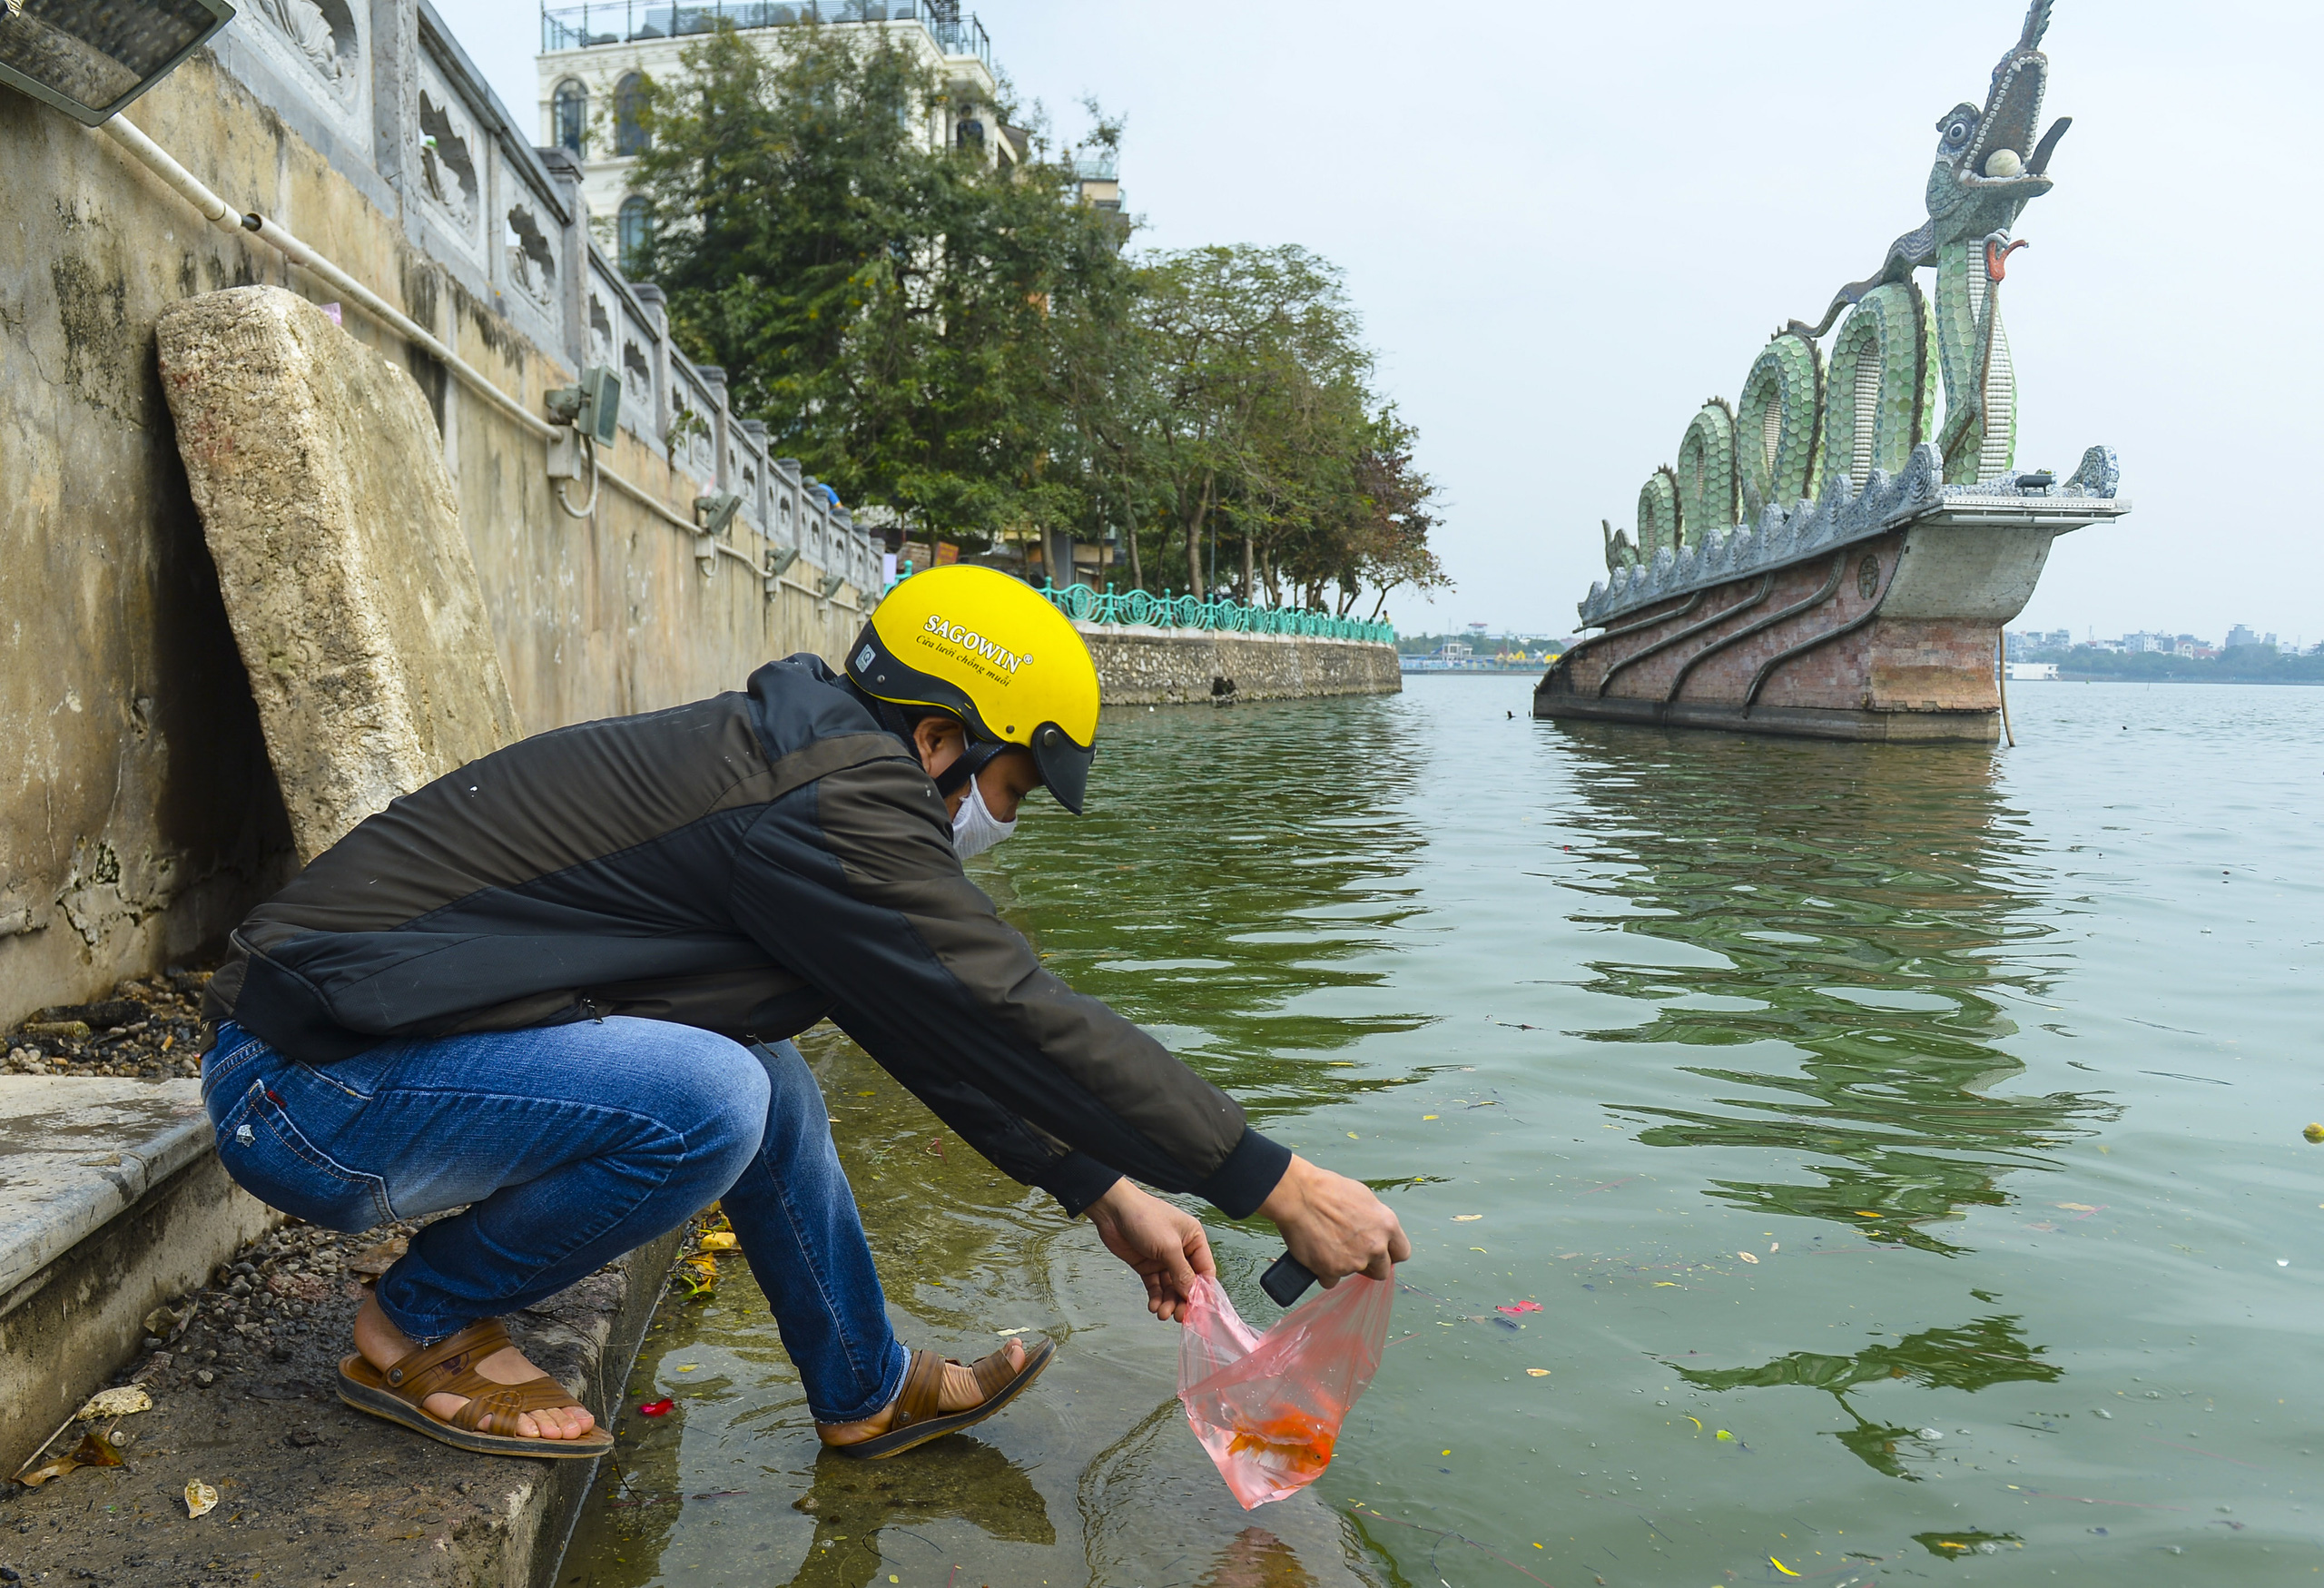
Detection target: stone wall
<box><xmin>0</xmin><ymin>3</ymin><xmax>884</xmax><ymax>1024</ymax></box>
<box><xmin>1076</xmin><ymin>626</ymin><xmax>1402</xmax><ymax>705</ymax></box>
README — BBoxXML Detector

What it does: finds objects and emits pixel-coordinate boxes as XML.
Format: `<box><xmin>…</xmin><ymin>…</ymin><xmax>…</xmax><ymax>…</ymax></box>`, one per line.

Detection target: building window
<box><xmin>617</xmin><ymin>197</ymin><xmax>654</xmax><ymax>273</ymax></box>
<box><xmin>614</xmin><ymin>73</ymin><xmax>649</xmax><ymax>156</ymax></box>
<box><xmin>552</xmin><ymin>80</ymin><xmax>587</xmax><ymax>156</ymax></box>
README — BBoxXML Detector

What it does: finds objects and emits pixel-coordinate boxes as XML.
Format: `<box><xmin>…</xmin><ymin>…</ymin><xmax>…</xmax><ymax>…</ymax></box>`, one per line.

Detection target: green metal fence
<box><xmin>1034</xmin><ymin>580</ymin><xmax>1395</xmax><ymax>644</ymax></box>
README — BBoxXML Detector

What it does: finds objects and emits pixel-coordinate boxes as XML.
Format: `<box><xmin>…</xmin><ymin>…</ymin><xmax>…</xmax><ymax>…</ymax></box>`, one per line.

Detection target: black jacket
<box><xmin>207</xmin><ymin>656</ymin><xmax>1290</xmax><ymax>1218</ymax></box>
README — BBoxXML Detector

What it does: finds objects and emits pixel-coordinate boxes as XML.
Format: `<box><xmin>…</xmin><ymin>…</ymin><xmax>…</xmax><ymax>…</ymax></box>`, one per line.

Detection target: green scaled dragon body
<box><xmin>1605</xmin><ymin>1</ymin><xmax>2073</xmax><ymax>578</ymax></box>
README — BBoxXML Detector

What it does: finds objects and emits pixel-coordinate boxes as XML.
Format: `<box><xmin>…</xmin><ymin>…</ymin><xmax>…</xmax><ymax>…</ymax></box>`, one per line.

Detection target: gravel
<box><xmin>4</xmin><ymin>968</ymin><xmax>212</xmax><ymax>1081</ymax></box>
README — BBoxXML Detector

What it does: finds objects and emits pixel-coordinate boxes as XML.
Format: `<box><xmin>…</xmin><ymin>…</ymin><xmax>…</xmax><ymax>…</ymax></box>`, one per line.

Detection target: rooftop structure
<box><xmin>537</xmin><ymin>0</ymin><xmax>1007</xmax><ymax>267</ymax></box>
<box><xmin>542</xmin><ymin>0</ymin><xmax>990</xmax><ymax>66</ymax></box>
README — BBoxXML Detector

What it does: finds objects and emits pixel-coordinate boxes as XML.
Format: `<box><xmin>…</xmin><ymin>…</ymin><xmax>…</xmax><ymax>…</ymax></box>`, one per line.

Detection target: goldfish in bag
<box><xmin>1177</xmin><ymin>1269</ymin><xmax>1393</xmax><ymax>1508</ymax></box>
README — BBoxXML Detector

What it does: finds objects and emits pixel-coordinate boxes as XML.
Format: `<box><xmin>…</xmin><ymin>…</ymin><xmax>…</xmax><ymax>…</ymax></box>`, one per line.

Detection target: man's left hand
<box><xmin>1085</xmin><ymin>1179</ymin><xmax>1215</xmax><ymax>1322</ymax></box>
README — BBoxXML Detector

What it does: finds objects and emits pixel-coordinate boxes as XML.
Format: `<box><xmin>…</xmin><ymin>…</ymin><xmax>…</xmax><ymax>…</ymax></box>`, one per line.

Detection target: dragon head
<box><xmin>1925</xmin><ymin>0</ymin><xmax>2071</xmax><ymax>247</ymax></box>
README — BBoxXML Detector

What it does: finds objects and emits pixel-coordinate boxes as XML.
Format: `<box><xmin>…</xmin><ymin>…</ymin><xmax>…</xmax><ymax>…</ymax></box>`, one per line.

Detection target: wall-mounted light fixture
<box><xmin>0</xmin><ymin>0</ymin><xmax>235</xmax><ymax>127</ymax></box>
<box><xmin>692</xmin><ymin>491</ymin><xmax>740</xmax><ymax>574</ymax></box>
<box><xmin>762</xmin><ymin>545</ymin><xmax>801</xmax><ymax>600</ymax></box>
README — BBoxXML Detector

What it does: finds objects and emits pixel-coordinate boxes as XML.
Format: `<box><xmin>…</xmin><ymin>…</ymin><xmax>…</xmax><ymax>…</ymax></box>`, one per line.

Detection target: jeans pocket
<box><xmin>201</xmin><ymin>1024</ymin><xmax>268</xmax><ymax>1110</ymax></box>
<box><xmin>215</xmin><ymin>1081</ymin><xmax>396</xmax><ymax>1231</ymax></box>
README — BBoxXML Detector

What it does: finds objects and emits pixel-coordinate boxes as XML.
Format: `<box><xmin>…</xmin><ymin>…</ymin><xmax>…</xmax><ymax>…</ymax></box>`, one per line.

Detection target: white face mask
<box><xmin>950</xmin><ymin>772</ymin><xmax>1018</xmax><ymax>859</ymax></box>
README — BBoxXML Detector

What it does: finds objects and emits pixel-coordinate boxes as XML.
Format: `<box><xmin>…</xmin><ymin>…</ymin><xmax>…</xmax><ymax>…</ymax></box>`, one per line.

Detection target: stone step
<box><xmin>0</xmin><ymin>1076</ymin><xmax>276</xmax><ymax>1480</ymax></box>
<box><xmin>1</xmin><ymin>1211</ymin><xmax>679</xmax><ymax>1587</ymax></box>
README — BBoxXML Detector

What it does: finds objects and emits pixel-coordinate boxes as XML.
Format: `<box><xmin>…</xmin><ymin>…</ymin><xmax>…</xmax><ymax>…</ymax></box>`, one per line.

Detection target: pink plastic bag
<box><xmin>1177</xmin><ymin>1269</ymin><xmax>1393</xmax><ymax>1508</ymax></box>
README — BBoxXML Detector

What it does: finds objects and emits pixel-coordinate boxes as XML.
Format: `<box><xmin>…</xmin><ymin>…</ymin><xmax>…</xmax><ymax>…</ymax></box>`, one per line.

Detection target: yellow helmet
<box><xmin>847</xmin><ymin>565</ymin><xmax>1100</xmax><ymax>814</ymax></box>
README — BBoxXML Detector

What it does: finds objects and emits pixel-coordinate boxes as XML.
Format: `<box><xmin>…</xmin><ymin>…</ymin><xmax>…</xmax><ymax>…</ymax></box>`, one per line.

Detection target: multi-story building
<box><xmin>537</xmin><ymin>0</ymin><xmax>1011</xmax><ymax>269</ymax></box>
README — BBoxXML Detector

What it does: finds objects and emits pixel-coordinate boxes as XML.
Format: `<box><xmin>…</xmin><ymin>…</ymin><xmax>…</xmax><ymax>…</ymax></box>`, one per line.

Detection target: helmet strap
<box><xmin>840</xmin><ymin>676</ymin><xmax>1008</xmax><ymax>794</ymax></box>
<box><xmin>934</xmin><ymin>738</ymin><xmax>1004</xmax><ymax>796</ymax></box>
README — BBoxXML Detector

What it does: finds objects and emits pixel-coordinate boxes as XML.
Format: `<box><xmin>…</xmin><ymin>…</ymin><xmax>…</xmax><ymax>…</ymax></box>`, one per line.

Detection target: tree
<box><xmin>625</xmin><ymin>34</ymin><xmax>1450</xmax><ymax>618</ymax></box>
<box><xmin>625</xmin><ymin>22</ymin><xmax>1129</xmax><ymax>547</ymax></box>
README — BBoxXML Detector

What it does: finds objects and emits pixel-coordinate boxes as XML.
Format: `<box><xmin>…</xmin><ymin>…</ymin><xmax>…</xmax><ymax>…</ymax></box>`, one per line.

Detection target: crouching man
<box><xmin>202</xmin><ymin>566</ymin><xmax>1408</xmax><ymax>1459</ymax></box>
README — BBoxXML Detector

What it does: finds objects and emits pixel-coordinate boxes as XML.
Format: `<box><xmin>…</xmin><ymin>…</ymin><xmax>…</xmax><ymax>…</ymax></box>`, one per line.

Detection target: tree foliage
<box><xmin>625</xmin><ymin>23</ymin><xmax>1447</xmax><ymax>616</ymax></box>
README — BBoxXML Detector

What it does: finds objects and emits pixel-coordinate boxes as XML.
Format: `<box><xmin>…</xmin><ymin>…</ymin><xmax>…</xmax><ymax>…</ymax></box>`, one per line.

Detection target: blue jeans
<box><xmin>202</xmin><ymin>1016</ymin><xmax>908</xmax><ymax>1423</ymax></box>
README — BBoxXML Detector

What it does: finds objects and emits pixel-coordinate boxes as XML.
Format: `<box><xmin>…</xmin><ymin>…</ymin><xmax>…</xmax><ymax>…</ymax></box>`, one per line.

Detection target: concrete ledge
<box><xmin>3</xmin><ymin>1217</ymin><xmax>683</xmax><ymax>1587</ymax></box>
<box><xmin>0</xmin><ymin>1080</ymin><xmax>218</xmax><ymax>1297</ymax></box>
<box><xmin>1075</xmin><ymin>624</ymin><xmax>1401</xmax><ymax>705</ymax></box>
<box><xmin>0</xmin><ymin>1079</ymin><xmax>277</xmax><ymax>1476</ymax></box>
<box><xmin>1533</xmin><ymin>687</ymin><xmax>2000</xmax><ymax>743</ymax></box>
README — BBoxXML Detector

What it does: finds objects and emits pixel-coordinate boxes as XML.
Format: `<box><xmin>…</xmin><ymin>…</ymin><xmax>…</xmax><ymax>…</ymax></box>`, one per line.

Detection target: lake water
<box><xmin>566</xmin><ymin>678</ymin><xmax>2323</xmax><ymax>1587</ymax></box>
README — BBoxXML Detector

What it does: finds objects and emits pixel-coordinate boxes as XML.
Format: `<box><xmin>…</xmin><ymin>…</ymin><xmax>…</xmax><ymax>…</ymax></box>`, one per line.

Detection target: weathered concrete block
<box><xmin>156</xmin><ymin>286</ymin><xmax>520</xmax><ymax>862</ymax></box>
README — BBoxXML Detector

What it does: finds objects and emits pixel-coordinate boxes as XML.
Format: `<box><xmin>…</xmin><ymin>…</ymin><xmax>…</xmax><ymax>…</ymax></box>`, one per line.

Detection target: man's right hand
<box><xmin>1256</xmin><ymin>1155</ymin><xmax>1411</xmax><ymax>1285</ymax></box>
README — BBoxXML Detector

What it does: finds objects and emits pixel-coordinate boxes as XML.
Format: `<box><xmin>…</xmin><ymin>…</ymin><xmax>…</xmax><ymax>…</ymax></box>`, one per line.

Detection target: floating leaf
<box><xmin>1421</xmin><ymin>1115</ymin><xmax>1439</xmax><ymax>1121</ymax></box>
<box><xmin>1452</xmin><ymin>1214</ymin><xmax>1483</xmax><ymax>1222</ymax></box>
<box><xmin>76</xmin><ymin>1386</ymin><xmax>152</xmax><ymax>1421</ymax></box>
<box><xmin>185</xmin><ymin>1479</ymin><xmax>218</xmax><ymax>1519</ymax></box>
<box><xmin>1715</xmin><ymin>1429</ymin><xmax>1737</xmax><ymax>1441</ymax></box>
<box><xmin>1738</xmin><ymin>1252</ymin><xmax>1760</xmax><ymax>1265</ymax></box>
<box><xmin>1771</xmin><ymin>1556</ymin><xmax>1801</xmax><ymax>1576</ymax></box>
<box><xmin>1525</xmin><ymin>1368</ymin><xmax>1550</xmax><ymax>1377</ymax></box>
<box><xmin>1496</xmin><ymin>1300</ymin><xmax>1542</xmax><ymax>1316</ymax></box>
<box><xmin>675</xmin><ymin>1364</ymin><xmax>698</xmax><ymax>1373</ymax></box>
<box><xmin>2055</xmin><ymin>1203</ymin><xmax>2098</xmax><ymax>1213</ymax></box>
<box><xmin>637</xmin><ymin>1398</ymin><xmax>674</xmax><ymax>1417</ymax></box>
<box><xmin>1853</xmin><ymin>1210</ymin><xmax>1883</xmax><ymax>1218</ymax></box>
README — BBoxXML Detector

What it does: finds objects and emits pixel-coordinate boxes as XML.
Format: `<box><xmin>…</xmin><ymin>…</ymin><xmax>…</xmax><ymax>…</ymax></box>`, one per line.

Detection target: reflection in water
<box><xmin>785</xmin><ymin>1440</ymin><xmax>1054</xmax><ymax>1588</ymax></box>
<box><xmin>1551</xmin><ymin>725</ymin><xmax>2117</xmax><ymax>1252</ymax></box>
<box><xmin>1000</xmin><ymin>699</ymin><xmax>1434</xmax><ymax>1121</ymax></box>
<box><xmin>1078</xmin><ymin>1396</ymin><xmax>1344</xmax><ymax>1588</ymax></box>
<box><xmin>1194</xmin><ymin>1528</ymin><xmax>1325</xmax><ymax>1588</ymax></box>
<box><xmin>1912</xmin><ymin>1529</ymin><xmax>2025</xmax><ymax>1562</ymax></box>
<box><xmin>1668</xmin><ymin>1313</ymin><xmax>2060</xmax><ymax>1478</ymax></box>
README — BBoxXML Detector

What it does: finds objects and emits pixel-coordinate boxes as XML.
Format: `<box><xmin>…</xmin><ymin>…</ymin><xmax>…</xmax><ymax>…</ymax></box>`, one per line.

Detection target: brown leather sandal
<box><xmin>337</xmin><ymin>1319</ymin><xmax>613</xmax><ymax>1459</ymax></box>
<box><xmin>836</xmin><ymin>1337</ymin><xmax>1057</xmax><ymax>1460</ymax></box>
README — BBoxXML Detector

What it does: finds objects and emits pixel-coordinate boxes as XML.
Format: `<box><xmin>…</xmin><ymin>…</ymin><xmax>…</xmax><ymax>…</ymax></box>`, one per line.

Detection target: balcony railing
<box><xmin>541</xmin><ymin>1</ymin><xmax>992</xmax><ymax>69</ymax></box>
<box><xmin>1033</xmin><ymin>580</ymin><xmax>1396</xmax><ymax>645</ymax></box>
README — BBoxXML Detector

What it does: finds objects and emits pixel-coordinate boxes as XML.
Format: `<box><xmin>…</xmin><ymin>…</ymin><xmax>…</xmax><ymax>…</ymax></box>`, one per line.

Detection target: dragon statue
<box><xmin>1606</xmin><ymin>1</ymin><xmax>2072</xmax><ymax>578</ymax></box>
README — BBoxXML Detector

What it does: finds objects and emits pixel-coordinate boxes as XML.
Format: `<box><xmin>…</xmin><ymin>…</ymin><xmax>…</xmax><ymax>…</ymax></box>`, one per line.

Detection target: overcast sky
<box><xmin>468</xmin><ymin>0</ymin><xmax>2322</xmax><ymax>644</ymax></box>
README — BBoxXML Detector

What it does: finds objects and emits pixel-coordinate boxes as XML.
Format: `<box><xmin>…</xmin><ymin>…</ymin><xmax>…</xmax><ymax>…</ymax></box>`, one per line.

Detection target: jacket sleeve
<box><xmin>726</xmin><ymin>758</ymin><xmax>1292</xmax><ymax>1218</ymax></box>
